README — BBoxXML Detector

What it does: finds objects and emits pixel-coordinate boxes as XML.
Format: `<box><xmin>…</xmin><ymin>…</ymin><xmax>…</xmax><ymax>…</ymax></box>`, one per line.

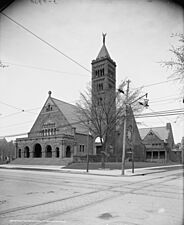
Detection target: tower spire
<box><xmin>102</xmin><ymin>33</ymin><xmax>106</xmax><ymax>45</ymax></box>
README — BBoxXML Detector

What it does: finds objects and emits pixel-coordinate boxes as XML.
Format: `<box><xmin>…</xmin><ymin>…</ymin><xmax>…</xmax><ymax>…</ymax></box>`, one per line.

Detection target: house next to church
<box><xmin>139</xmin><ymin>123</ymin><xmax>175</xmax><ymax>162</ymax></box>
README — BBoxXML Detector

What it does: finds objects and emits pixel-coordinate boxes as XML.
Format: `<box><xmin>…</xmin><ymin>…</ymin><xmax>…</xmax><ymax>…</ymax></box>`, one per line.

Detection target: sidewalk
<box><xmin>0</xmin><ymin>164</ymin><xmax>182</xmax><ymax>177</ymax></box>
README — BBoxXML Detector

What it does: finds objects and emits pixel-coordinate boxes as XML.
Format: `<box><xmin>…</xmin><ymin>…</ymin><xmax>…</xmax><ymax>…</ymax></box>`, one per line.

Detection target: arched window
<box><xmin>33</xmin><ymin>143</ymin><xmax>42</xmax><ymax>158</ymax></box>
<box><xmin>24</xmin><ymin>146</ymin><xmax>30</xmax><ymax>158</ymax></box>
<box><xmin>45</xmin><ymin>145</ymin><xmax>52</xmax><ymax>158</ymax></box>
<box><xmin>51</xmin><ymin>128</ymin><xmax>53</xmax><ymax>135</ymax></box>
<box><xmin>56</xmin><ymin>147</ymin><xmax>59</xmax><ymax>158</ymax></box>
<box><xmin>48</xmin><ymin>129</ymin><xmax>50</xmax><ymax>136</ymax></box>
<box><xmin>45</xmin><ymin>129</ymin><xmax>48</xmax><ymax>136</ymax></box>
<box><xmin>66</xmin><ymin>146</ymin><xmax>71</xmax><ymax>158</ymax></box>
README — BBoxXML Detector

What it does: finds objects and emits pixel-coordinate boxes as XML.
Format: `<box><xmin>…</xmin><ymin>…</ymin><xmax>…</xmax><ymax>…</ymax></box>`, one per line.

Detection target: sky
<box><xmin>0</xmin><ymin>0</ymin><xmax>183</xmax><ymax>144</ymax></box>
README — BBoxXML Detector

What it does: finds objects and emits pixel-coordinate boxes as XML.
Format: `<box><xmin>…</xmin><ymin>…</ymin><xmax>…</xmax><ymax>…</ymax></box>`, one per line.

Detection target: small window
<box><xmin>79</xmin><ymin>145</ymin><xmax>85</xmax><ymax>152</ymax></box>
<box><xmin>46</xmin><ymin>104</ymin><xmax>52</xmax><ymax>112</ymax></box>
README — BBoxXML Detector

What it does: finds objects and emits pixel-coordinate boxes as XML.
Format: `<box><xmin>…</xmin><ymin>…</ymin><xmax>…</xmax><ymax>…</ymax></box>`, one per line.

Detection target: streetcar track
<box><xmin>0</xmin><ymin>169</ymin><xmax>182</xmax><ymax>218</ymax></box>
<box><xmin>24</xmin><ymin>171</ymin><xmax>184</xmax><ymax>225</ymax></box>
<box><xmin>0</xmin><ymin>175</ymin><xmax>115</xmax><ymax>191</ymax></box>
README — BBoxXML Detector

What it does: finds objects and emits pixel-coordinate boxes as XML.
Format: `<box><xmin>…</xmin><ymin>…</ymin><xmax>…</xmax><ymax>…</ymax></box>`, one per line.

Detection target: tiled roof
<box><xmin>96</xmin><ymin>44</ymin><xmax>111</xmax><ymax>59</ymax></box>
<box><xmin>52</xmin><ymin>98</ymin><xmax>88</xmax><ymax>135</ymax></box>
<box><xmin>139</xmin><ymin>126</ymin><xmax>169</xmax><ymax>142</ymax></box>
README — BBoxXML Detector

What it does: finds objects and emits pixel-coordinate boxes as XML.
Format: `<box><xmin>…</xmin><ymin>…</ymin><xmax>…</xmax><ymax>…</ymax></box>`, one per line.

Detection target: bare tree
<box><xmin>161</xmin><ymin>34</ymin><xmax>184</xmax><ymax>91</ymax></box>
<box><xmin>76</xmin><ymin>80</ymin><xmax>143</xmax><ymax>168</ymax></box>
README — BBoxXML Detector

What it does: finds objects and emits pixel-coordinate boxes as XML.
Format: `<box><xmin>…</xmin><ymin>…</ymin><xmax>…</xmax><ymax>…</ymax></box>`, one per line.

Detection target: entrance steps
<box><xmin>10</xmin><ymin>158</ymin><xmax>72</xmax><ymax>166</ymax></box>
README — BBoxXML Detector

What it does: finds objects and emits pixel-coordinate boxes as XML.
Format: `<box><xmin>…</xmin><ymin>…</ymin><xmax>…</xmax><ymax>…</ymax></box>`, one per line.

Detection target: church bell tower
<box><xmin>91</xmin><ymin>33</ymin><xmax>116</xmax><ymax>105</ymax></box>
<box><xmin>91</xmin><ymin>34</ymin><xmax>116</xmax><ymax>151</ymax></box>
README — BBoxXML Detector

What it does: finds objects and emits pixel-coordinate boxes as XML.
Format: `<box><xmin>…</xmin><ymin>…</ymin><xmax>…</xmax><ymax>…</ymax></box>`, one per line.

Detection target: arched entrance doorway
<box><xmin>66</xmin><ymin>146</ymin><xmax>71</xmax><ymax>158</ymax></box>
<box><xmin>45</xmin><ymin>145</ymin><xmax>52</xmax><ymax>158</ymax></box>
<box><xmin>56</xmin><ymin>147</ymin><xmax>59</xmax><ymax>158</ymax></box>
<box><xmin>24</xmin><ymin>146</ymin><xmax>30</xmax><ymax>158</ymax></box>
<box><xmin>18</xmin><ymin>149</ymin><xmax>21</xmax><ymax>158</ymax></box>
<box><xmin>34</xmin><ymin>143</ymin><xmax>42</xmax><ymax>158</ymax></box>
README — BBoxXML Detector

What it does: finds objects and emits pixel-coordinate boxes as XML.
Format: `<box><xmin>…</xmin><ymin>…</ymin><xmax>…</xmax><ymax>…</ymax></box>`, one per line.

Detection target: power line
<box><xmin>0</xmin><ymin>106</ymin><xmax>40</xmax><ymax>118</ymax></box>
<box><xmin>1</xmin><ymin>107</ymin><xmax>183</xmax><ymax>138</ymax></box>
<box><xmin>149</xmin><ymin>97</ymin><xmax>180</xmax><ymax>103</ymax></box>
<box><xmin>0</xmin><ymin>100</ymin><xmax>24</xmax><ymax>111</ymax></box>
<box><xmin>135</xmin><ymin>108</ymin><xmax>184</xmax><ymax>118</ymax></box>
<box><xmin>1</xmin><ymin>12</ymin><xmax>91</xmax><ymax>73</ymax></box>
<box><xmin>147</xmin><ymin>107</ymin><xmax>165</xmax><ymax>124</ymax></box>
<box><xmin>0</xmin><ymin>120</ymin><xmax>34</xmax><ymax>129</ymax></box>
<box><xmin>1</xmin><ymin>61</ymin><xmax>89</xmax><ymax>77</ymax></box>
<box><xmin>0</xmin><ymin>119</ymin><xmax>87</xmax><ymax>139</ymax></box>
<box><xmin>0</xmin><ymin>111</ymin><xmax>25</xmax><ymax>119</ymax></box>
<box><xmin>142</xmin><ymin>78</ymin><xmax>180</xmax><ymax>88</ymax></box>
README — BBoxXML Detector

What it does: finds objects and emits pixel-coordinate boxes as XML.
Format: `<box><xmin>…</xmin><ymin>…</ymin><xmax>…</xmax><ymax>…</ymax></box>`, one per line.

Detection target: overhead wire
<box><xmin>0</xmin><ymin>120</ymin><xmax>34</xmax><ymax>129</ymax></box>
<box><xmin>0</xmin><ymin>12</ymin><xmax>91</xmax><ymax>73</ymax></box>
<box><xmin>1</xmin><ymin>61</ymin><xmax>89</xmax><ymax>77</ymax></box>
<box><xmin>135</xmin><ymin>108</ymin><xmax>184</xmax><ymax>118</ymax></box>
<box><xmin>147</xmin><ymin>106</ymin><xmax>165</xmax><ymax>124</ymax></box>
<box><xmin>142</xmin><ymin>78</ymin><xmax>180</xmax><ymax>88</ymax></box>
<box><xmin>1</xmin><ymin>107</ymin><xmax>184</xmax><ymax>138</ymax></box>
<box><xmin>0</xmin><ymin>119</ymin><xmax>88</xmax><ymax>139</ymax></box>
<box><xmin>0</xmin><ymin>100</ymin><xmax>24</xmax><ymax>111</ymax></box>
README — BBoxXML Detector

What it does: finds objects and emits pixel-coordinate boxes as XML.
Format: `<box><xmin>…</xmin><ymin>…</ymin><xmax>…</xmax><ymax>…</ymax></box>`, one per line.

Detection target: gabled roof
<box><xmin>96</xmin><ymin>44</ymin><xmax>111</xmax><ymax>59</ymax></box>
<box><xmin>139</xmin><ymin>126</ymin><xmax>169</xmax><ymax>142</ymax></box>
<box><xmin>52</xmin><ymin>97</ymin><xmax>88</xmax><ymax>135</ymax></box>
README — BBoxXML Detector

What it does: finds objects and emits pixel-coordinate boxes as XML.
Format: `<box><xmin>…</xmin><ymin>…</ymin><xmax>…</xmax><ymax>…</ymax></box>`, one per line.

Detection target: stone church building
<box><xmin>16</xmin><ymin>91</ymin><xmax>93</xmax><ymax>161</ymax></box>
<box><xmin>15</xmin><ymin>35</ymin><xmax>145</xmax><ymax>163</ymax></box>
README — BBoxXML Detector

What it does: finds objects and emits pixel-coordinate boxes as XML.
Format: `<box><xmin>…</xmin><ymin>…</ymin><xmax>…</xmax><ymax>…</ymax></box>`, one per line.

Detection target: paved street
<box><xmin>0</xmin><ymin>166</ymin><xmax>183</xmax><ymax>225</ymax></box>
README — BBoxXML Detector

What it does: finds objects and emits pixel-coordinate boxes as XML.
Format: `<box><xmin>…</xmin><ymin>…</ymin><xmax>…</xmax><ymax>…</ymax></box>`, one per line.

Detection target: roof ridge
<box><xmin>139</xmin><ymin>126</ymin><xmax>166</xmax><ymax>130</ymax></box>
<box><xmin>51</xmin><ymin>97</ymin><xmax>76</xmax><ymax>108</ymax></box>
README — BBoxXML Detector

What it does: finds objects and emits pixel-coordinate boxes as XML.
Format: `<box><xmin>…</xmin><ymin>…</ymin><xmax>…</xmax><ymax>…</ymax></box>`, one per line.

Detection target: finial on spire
<box><xmin>48</xmin><ymin>91</ymin><xmax>52</xmax><ymax>97</ymax></box>
<box><xmin>102</xmin><ymin>33</ymin><xmax>107</xmax><ymax>45</ymax></box>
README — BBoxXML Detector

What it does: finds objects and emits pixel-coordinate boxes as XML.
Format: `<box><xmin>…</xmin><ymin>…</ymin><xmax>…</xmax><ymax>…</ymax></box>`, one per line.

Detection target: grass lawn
<box><xmin>63</xmin><ymin>161</ymin><xmax>180</xmax><ymax>170</ymax></box>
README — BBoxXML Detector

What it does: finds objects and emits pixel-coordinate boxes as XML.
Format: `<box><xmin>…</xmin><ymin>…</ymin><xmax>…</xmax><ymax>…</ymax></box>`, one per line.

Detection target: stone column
<box><xmin>52</xmin><ymin>146</ymin><xmax>55</xmax><ymax>158</ymax></box>
<box><xmin>158</xmin><ymin>150</ymin><xmax>160</xmax><ymax>160</ymax></box>
<box><xmin>151</xmin><ymin>151</ymin><xmax>153</xmax><ymax>162</ymax></box>
<box><xmin>74</xmin><ymin>145</ymin><xmax>77</xmax><ymax>156</ymax></box>
<box><xmin>42</xmin><ymin>145</ymin><xmax>46</xmax><ymax>158</ymax></box>
<box><xmin>165</xmin><ymin>150</ymin><xmax>167</xmax><ymax>163</ymax></box>
<box><xmin>61</xmin><ymin>141</ymin><xmax>65</xmax><ymax>158</ymax></box>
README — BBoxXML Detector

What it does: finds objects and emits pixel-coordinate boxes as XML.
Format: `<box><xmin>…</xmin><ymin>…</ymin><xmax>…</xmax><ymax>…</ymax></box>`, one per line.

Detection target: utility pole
<box><xmin>86</xmin><ymin>121</ymin><xmax>90</xmax><ymax>172</ymax></box>
<box><xmin>121</xmin><ymin>80</ymin><xmax>130</xmax><ymax>175</ymax></box>
<box><xmin>118</xmin><ymin>81</ymin><xmax>148</xmax><ymax>175</ymax></box>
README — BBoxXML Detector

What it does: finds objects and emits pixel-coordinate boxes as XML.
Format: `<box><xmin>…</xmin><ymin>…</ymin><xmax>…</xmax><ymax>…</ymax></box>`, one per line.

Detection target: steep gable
<box><xmin>29</xmin><ymin>93</ymin><xmax>88</xmax><ymax>138</ymax></box>
<box><xmin>139</xmin><ymin>126</ymin><xmax>169</xmax><ymax>142</ymax></box>
<box><xmin>29</xmin><ymin>95</ymin><xmax>73</xmax><ymax>138</ymax></box>
<box><xmin>143</xmin><ymin>129</ymin><xmax>163</xmax><ymax>144</ymax></box>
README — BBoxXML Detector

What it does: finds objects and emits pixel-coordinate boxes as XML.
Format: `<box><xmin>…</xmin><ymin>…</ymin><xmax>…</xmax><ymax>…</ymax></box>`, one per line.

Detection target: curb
<box><xmin>0</xmin><ymin>164</ymin><xmax>182</xmax><ymax>177</ymax></box>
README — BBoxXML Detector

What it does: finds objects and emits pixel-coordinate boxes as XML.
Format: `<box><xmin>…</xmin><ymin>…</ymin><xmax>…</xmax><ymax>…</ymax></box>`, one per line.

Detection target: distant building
<box><xmin>139</xmin><ymin>123</ymin><xmax>175</xmax><ymax>162</ymax></box>
<box><xmin>0</xmin><ymin>138</ymin><xmax>15</xmax><ymax>163</ymax></box>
